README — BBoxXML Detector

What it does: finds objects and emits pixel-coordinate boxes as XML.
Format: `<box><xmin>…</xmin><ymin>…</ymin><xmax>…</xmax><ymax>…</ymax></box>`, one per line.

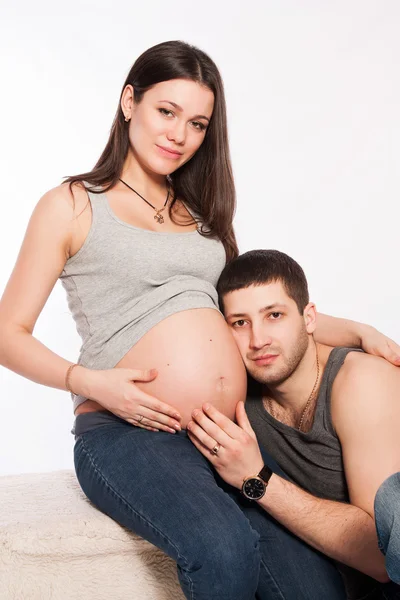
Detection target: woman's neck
<box><xmin>121</xmin><ymin>152</ymin><xmax>167</xmax><ymax>197</ymax></box>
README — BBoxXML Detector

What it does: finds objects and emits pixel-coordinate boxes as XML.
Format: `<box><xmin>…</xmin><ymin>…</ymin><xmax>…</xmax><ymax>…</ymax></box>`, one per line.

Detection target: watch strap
<box><xmin>258</xmin><ymin>464</ymin><xmax>273</xmax><ymax>485</ymax></box>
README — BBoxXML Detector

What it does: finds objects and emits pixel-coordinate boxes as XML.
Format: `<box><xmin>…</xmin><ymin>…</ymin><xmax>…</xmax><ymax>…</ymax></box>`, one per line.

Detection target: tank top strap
<box><xmin>314</xmin><ymin>347</ymin><xmax>363</xmax><ymax>435</ymax></box>
<box><xmin>82</xmin><ymin>182</ymin><xmax>113</xmax><ymax>227</ymax></box>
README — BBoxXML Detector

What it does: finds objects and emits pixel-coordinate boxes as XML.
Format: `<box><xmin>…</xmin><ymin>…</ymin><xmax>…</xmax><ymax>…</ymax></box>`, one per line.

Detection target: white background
<box><xmin>0</xmin><ymin>0</ymin><xmax>399</xmax><ymax>476</ymax></box>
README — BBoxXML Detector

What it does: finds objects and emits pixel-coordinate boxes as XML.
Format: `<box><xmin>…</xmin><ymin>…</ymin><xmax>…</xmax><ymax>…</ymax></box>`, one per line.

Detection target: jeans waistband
<box><xmin>72</xmin><ymin>410</ymin><xmax>125</xmax><ymax>438</ymax></box>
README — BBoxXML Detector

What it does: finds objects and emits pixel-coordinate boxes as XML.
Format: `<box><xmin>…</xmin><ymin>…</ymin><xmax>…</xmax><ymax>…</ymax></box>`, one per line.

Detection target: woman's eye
<box><xmin>191</xmin><ymin>121</ymin><xmax>206</xmax><ymax>131</ymax></box>
<box><xmin>159</xmin><ymin>108</ymin><xmax>174</xmax><ymax>117</ymax></box>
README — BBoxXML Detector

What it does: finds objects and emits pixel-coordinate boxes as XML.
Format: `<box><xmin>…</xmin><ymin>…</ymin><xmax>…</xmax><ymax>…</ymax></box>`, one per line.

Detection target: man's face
<box><xmin>223</xmin><ymin>281</ymin><xmax>315</xmax><ymax>386</ymax></box>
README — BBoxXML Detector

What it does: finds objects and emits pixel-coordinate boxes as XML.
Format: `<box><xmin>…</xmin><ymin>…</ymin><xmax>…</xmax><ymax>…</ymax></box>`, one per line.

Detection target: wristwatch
<box><xmin>241</xmin><ymin>465</ymin><xmax>273</xmax><ymax>501</ymax></box>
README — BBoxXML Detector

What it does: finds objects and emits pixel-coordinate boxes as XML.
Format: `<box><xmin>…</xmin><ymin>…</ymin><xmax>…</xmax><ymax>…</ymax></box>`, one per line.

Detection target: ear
<box><xmin>303</xmin><ymin>302</ymin><xmax>317</xmax><ymax>334</ymax></box>
<box><xmin>120</xmin><ymin>85</ymin><xmax>134</xmax><ymax>121</ymax></box>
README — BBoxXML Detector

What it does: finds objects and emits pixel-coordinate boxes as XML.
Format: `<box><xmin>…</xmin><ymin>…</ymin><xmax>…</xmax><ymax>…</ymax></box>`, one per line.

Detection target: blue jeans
<box><xmin>74</xmin><ymin>414</ymin><xmax>346</xmax><ymax>600</ymax></box>
<box><xmin>375</xmin><ymin>472</ymin><xmax>400</xmax><ymax>586</ymax></box>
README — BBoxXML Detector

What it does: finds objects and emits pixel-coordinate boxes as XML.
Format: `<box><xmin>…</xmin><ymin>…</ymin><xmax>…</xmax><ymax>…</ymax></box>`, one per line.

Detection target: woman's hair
<box><xmin>66</xmin><ymin>40</ymin><xmax>238</xmax><ymax>261</ymax></box>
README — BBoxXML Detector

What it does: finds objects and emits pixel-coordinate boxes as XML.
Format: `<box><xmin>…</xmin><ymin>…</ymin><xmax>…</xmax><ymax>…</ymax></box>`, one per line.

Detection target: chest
<box><xmin>247</xmin><ymin>400</ymin><xmax>349</xmax><ymax>502</ymax></box>
<box><xmin>109</xmin><ymin>190</ymin><xmax>198</xmax><ymax>233</ymax></box>
<box><xmin>74</xmin><ymin>223</ymin><xmax>227</xmax><ymax>293</ymax></box>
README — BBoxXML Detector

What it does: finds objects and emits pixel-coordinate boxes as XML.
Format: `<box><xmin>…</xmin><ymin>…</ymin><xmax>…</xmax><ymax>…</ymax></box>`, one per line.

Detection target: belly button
<box><xmin>216</xmin><ymin>376</ymin><xmax>228</xmax><ymax>392</ymax></box>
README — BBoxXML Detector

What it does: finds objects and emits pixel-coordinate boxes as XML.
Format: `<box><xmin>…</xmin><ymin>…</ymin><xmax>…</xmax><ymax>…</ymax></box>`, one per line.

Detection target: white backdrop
<box><xmin>0</xmin><ymin>0</ymin><xmax>399</xmax><ymax>476</ymax></box>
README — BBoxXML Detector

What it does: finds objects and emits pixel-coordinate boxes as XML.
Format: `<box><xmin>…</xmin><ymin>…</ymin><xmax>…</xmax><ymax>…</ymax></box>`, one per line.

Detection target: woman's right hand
<box><xmin>73</xmin><ymin>366</ymin><xmax>182</xmax><ymax>433</ymax></box>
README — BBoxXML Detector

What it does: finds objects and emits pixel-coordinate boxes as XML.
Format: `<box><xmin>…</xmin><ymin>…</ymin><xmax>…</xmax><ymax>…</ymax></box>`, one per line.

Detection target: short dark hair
<box><xmin>217</xmin><ymin>249</ymin><xmax>309</xmax><ymax>314</ymax></box>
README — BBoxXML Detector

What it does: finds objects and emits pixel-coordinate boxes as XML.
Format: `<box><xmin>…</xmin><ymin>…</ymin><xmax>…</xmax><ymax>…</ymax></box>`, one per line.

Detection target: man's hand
<box><xmin>360</xmin><ymin>325</ymin><xmax>400</xmax><ymax>366</ymax></box>
<box><xmin>187</xmin><ymin>401</ymin><xmax>264</xmax><ymax>489</ymax></box>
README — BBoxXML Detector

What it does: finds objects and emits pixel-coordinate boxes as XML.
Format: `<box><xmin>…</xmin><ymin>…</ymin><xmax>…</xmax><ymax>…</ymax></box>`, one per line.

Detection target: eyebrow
<box><xmin>159</xmin><ymin>100</ymin><xmax>210</xmax><ymax>123</ymax></box>
<box><xmin>226</xmin><ymin>303</ymin><xmax>288</xmax><ymax>320</ymax></box>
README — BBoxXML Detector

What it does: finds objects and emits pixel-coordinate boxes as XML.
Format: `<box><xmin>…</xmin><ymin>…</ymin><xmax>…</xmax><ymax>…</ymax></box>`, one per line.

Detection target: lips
<box><xmin>252</xmin><ymin>354</ymin><xmax>279</xmax><ymax>366</ymax></box>
<box><xmin>156</xmin><ymin>144</ymin><xmax>183</xmax><ymax>159</ymax></box>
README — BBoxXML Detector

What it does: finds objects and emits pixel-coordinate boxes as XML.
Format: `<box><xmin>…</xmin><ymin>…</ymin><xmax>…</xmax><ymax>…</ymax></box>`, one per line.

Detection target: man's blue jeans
<box><xmin>375</xmin><ymin>472</ymin><xmax>400</xmax><ymax>585</ymax></box>
<box><xmin>74</xmin><ymin>414</ymin><xmax>346</xmax><ymax>600</ymax></box>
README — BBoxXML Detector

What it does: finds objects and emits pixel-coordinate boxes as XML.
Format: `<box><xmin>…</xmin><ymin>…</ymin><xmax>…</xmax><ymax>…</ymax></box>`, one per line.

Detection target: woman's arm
<box><xmin>315</xmin><ymin>313</ymin><xmax>400</xmax><ymax>366</ymax></box>
<box><xmin>0</xmin><ymin>186</ymin><xmax>79</xmax><ymax>390</ymax></box>
<box><xmin>0</xmin><ymin>185</ymin><xmax>181</xmax><ymax>432</ymax></box>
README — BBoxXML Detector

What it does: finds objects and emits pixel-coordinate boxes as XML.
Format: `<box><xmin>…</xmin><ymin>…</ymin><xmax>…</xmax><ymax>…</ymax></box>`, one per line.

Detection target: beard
<box><xmin>246</xmin><ymin>326</ymin><xmax>310</xmax><ymax>387</ymax></box>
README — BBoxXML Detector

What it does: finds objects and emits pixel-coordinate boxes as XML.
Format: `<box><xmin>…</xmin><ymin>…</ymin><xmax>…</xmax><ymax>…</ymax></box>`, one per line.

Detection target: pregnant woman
<box><xmin>0</xmin><ymin>41</ymin><xmax>398</xmax><ymax>599</ymax></box>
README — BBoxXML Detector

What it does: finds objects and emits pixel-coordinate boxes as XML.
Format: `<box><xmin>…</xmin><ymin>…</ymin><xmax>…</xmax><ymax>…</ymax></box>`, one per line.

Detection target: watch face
<box><xmin>243</xmin><ymin>477</ymin><xmax>266</xmax><ymax>500</ymax></box>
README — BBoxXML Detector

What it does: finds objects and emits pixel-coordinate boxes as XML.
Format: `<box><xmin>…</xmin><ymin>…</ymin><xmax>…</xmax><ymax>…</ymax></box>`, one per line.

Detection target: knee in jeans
<box><xmin>191</xmin><ymin>524</ymin><xmax>260</xmax><ymax>584</ymax></box>
<box><xmin>375</xmin><ymin>472</ymin><xmax>400</xmax><ymax>517</ymax></box>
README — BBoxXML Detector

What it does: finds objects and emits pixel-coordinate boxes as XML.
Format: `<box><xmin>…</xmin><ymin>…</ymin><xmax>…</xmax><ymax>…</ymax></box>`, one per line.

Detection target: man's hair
<box><xmin>217</xmin><ymin>249</ymin><xmax>310</xmax><ymax>314</ymax></box>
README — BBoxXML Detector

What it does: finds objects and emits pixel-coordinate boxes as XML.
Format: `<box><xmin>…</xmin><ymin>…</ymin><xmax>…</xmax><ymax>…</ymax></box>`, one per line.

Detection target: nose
<box><xmin>166</xmin><ymin>119</ymin><xmax>186</xmax><ymax>145</ymax></box>
<box><xmin>249</xmin><ymin>325</ymin><xmax>272</xmax><ymax>351</ymax></box>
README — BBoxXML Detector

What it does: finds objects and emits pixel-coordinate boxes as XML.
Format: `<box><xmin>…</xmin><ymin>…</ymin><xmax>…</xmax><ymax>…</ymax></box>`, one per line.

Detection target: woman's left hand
<box><xmin>187</xmin><ymin>401</ymin><xmax>264</xmax><ymax>490</ymax></box>
<box><xmin>360</xmin><ymin>326</ymin><xmax>400</xmax><ymax>367</ymax></box>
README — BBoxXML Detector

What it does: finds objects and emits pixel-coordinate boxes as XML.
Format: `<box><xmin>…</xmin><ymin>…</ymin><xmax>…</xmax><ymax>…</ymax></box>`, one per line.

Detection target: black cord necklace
<box><xmin>119</xmin><ymin>178</ymin><xmax>170</xmax><ymax>224</ymax></box>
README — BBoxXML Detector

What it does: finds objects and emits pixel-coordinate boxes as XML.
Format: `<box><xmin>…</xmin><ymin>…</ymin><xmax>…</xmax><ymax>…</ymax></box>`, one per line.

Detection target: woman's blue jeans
<box><xmin>74</xmin><ymin>414</ymin><xmax>346</xmax><ymax>600</ymax></box>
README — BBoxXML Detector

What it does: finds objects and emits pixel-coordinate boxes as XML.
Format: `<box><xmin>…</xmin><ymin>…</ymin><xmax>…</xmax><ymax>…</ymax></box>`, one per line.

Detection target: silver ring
<box><xmin>137</xmin><ymin>415</ymin><xmax>144</xmax><ymax>424</ymax></box>
<box><xmin>210</xmin><ymin>443</ymin><xmax>221</xmax><ymax>456</ymax></box>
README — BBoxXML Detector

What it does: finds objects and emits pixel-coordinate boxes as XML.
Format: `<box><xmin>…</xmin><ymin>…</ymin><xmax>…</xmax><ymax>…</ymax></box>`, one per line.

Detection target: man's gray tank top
<box><xmin>246</xmin><ymin>347</ymin><xmax>380</xmax><ymax>599</ymax></box>
<box><xmin>59</xmin><ymin>185</ymin><xmax>226</xmax><ymax>412</ymax></box>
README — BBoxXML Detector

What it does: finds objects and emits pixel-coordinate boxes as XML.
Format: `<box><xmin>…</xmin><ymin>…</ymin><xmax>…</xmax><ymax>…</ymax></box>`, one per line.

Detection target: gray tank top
<box><xmin>246</xmin><ymin>347</ymin><xmax>380</xmax><ymax>599</ymax></box>
<box><xmin>60</xmin><ymin>186</ymin><xmax>226</xmax><ymax>412</ymax></box>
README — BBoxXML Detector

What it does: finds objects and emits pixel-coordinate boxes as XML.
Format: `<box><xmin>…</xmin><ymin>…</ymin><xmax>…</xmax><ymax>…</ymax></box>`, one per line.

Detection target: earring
<box><xmin>124</xmin><ymin>115</ymin><xmax>130</xmax><ymax>122</ymax></box>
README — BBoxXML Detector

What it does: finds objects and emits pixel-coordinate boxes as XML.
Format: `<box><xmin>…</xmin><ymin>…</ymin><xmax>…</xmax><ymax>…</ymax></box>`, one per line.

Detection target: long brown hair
<box><xmin>66</xmin><ymin>40</ymin><xmax>238</xmax><ymax>261</ymax></box>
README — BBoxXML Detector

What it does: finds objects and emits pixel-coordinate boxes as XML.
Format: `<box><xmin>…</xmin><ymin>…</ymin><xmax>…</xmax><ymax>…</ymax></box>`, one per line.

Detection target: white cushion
<box><xmin>0</xmin><ymin>470</ymin><xmax>184</xmax><ymax>600</ymax></box>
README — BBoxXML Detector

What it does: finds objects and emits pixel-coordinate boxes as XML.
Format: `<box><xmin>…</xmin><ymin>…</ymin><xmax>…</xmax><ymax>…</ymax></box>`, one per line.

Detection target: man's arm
<box><xmin>187</xmin><ymin>400</ymin><xmax>390</xmax><ymax>582</ymax></box>
<box><xmin>316</xmin><ymin>313</ymin><xmax>400</xmax><ymax>366</ymax></box>
<box><xmin>256</xmin><ymin>469</ymin><xmax>387</xmax><ymax>581</ymax></box>
<box><xmin>333</xmin><ymin>352</ymin><xmax>400</xmax><ymax>535</ymax></box>
<box><xmin>261</xmin><ymin>352</ymin><xmax>400</xmax><ymax>582</ymax></box>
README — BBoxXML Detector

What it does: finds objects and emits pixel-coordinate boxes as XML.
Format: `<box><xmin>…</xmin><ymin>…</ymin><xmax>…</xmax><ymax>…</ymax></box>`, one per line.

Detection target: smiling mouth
<box><xmin>156</xmin><ymin>144</ymin><xmax>183</xmax><ymax>158</ymax></box>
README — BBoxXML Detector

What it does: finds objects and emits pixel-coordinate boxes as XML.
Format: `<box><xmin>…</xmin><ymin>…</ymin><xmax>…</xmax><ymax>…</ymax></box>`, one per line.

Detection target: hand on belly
<box><xmin>117</xmin><ymin>309</ymin><xmax>248</xmax><ymax>428</ymax></box>
<box><xmin>135</xmin><ymin>368</ymin><xmax>247</xmax><ymax>428</ymax></box>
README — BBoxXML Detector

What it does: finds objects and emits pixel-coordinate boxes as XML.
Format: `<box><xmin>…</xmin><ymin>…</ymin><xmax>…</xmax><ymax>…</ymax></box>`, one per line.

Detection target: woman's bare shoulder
<box><xmin>36</xmin><ymin>181</ymin><xmax>90</xmax><ymax>219</ymax></box>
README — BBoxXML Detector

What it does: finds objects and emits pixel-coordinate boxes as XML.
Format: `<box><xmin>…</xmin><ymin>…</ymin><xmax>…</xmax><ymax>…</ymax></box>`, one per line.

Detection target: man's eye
<box><xmin>233</xmin><ymin>319</ymin><xmax>247</xmax><ymax>327</ymax></box>
<box><xmin>159</xmin><ymin>108</ymin><xmax>174</xmax><ymax>117</ymax></box>
<box><xmin>270</xmin><ymin>312</ymin><xmax>282</xmax><ymax>320</ymax></box>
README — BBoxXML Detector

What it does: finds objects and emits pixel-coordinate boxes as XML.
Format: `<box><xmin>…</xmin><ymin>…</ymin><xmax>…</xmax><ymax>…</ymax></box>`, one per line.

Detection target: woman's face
<box><xmin>122</xmin><ymin>79</ymin><xmax>215</xmax><ymax>176</ymax></box>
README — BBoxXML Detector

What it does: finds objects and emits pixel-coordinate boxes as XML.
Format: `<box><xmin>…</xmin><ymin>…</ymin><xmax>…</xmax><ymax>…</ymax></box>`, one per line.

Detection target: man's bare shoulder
<box><xmin>330</xmin><ymin>350</ymin><xmax>400</xmax><ymax>519</ymax></box>
<box><xmin>339</xmin><ymin>350</ymin><xmax>399</xmax><ymax>379</ymax></box>
<box><xmin>331</xmin><ymin>352</ymin><xmax>400</xmax><ymax>437</ymax></box>
<box><xmin>331</xmin><ymin>350</ymin><xmax>400</xmax><ymax>431</ymax></box>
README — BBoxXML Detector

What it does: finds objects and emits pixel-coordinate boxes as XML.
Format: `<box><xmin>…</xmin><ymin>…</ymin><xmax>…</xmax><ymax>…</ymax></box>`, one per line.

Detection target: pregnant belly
<box><xmin>77</xmin><ymin>309</ymin><xmax>247</xmax><ymax>427</ymax></box>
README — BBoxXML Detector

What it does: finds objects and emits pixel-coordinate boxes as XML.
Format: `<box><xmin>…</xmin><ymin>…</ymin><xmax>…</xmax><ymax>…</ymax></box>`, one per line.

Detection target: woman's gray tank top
<box><xmin>246</xmin><ymin>347</ymin><xmax>380</xmax><ymax>599</ymax></box>
<box><xmin>60</xmin><ymin>186</ymin><xmax>226</xmax><ymax>412</ymax></box>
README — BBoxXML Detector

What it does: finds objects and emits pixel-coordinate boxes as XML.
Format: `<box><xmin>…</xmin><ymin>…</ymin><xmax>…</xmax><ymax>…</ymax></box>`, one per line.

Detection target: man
<box><xmin>187</xmin><ymin>249</ymin><xmax>400</xmax><ymax>599</ymax></box>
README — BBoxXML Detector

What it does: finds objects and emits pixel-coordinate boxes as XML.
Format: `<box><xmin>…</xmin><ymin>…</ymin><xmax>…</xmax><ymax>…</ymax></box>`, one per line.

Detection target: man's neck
<box><xmin>262</xmin><ymin>343</ymin><xmax>331</xmax><ymax>428</ymax></box>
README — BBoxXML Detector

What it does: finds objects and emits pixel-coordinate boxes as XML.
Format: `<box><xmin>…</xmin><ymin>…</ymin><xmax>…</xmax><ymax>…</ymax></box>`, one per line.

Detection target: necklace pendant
<box><xmin>154</xmin><ymin>213</ymin><xmax>164</xmax><ymax>224</ymax></box>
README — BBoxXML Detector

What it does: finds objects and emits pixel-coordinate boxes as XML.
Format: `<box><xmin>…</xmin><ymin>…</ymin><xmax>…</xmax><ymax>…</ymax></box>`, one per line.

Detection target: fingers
<box><xmin>134</xmin><ymin>388</ymin><xmax>181</xmax><ymax>420</ymax></box>
<box><xmin>188</xmin><ymin>406</ymin><xmax>232</xmax><ymax>447</ymax></box>
<box><xmin>387</xmin><ymin>341</ymin><xmax>400</xmax><ymax>366</ymax></box>
<box><xmin>236</xmin><ymin>401</ymin><xmax>256</xmax><ymax>438</ymax></box>
<box><xmin>136</xmin><ymin>406</ymin><xmax>181</xmax><ymax>433</ymax></box>
<box><xmin>118</xmin><ymin>369</ymin><xmax>183</xmax><ymax>433</ymax></box>
<box><xmin>187</xmin><ymin>429</ymin><xmax>215</xmax><ymax>459</ymax></box>
<box><xmin>187</xmin><ymin>418</ymin><xmax>224</xmax><ymax>453</ymax></box>
<box><xmin>128</xmin><ymin>368</ymin><xmax>158</xmax><ymax>382</ymax></box>
<box><xmin>200</xmin><ymin>403</ymin><xmax>243</xmax><ymax>440</ymax></box>
<box><xmin>126</xmin><ymin>418</ymin><xmax>159</xmax><ymax>432</ymax></box>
